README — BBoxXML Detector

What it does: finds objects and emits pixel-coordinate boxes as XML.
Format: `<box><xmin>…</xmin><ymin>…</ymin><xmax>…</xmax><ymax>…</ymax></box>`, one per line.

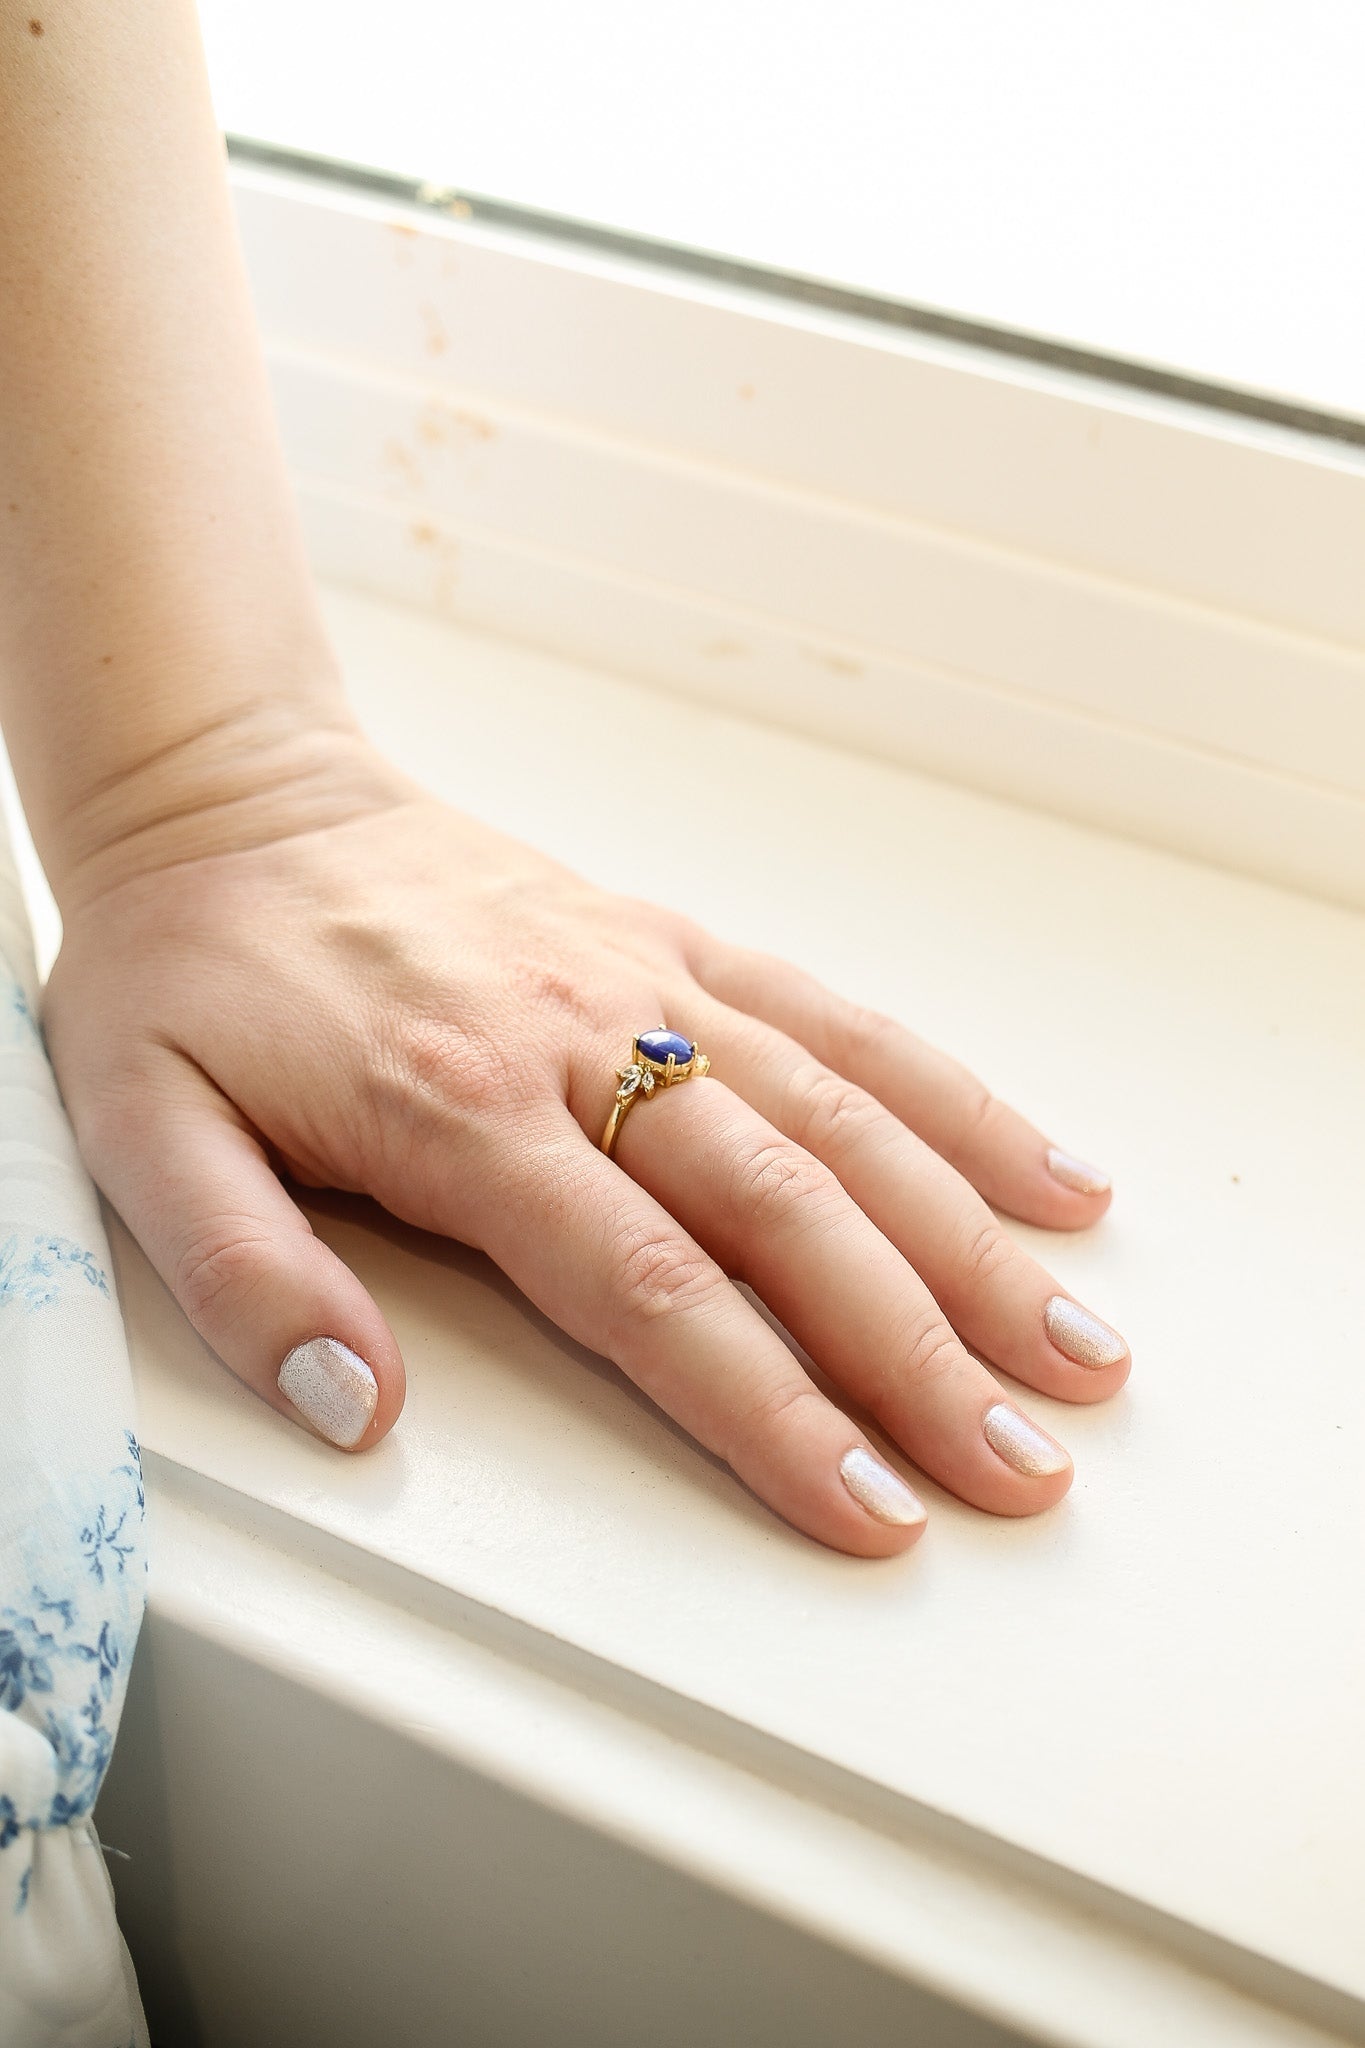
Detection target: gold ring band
<box><xmin>601</xmin><ymin>1029</ymin><xmax>711</xmax><ymax>1158</ymax></box>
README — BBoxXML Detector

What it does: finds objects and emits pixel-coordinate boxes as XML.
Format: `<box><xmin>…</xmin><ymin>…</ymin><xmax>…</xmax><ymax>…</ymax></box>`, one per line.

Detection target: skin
<box><xmin>0</xmin><ymin>0</ymin><xmax>1129</xmax><ymax>1558</ymax></box>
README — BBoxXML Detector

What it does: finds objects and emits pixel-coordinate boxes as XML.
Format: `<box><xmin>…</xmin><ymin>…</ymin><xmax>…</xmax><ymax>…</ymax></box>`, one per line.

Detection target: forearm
<box><xmin>0</xmin><ymin>0</ymin><xmax>357</xmax><ymax>905</ymax></box>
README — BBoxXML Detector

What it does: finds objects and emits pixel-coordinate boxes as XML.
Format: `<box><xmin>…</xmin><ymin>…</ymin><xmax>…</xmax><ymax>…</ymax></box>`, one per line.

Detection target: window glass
<box><xmin>201</xmin><ymin>0</ymin><xmax>1365</xmax><ymax>423</ymax></box>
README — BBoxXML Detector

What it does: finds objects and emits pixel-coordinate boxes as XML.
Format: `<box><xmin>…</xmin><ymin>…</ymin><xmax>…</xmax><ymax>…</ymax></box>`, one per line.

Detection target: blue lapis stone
<box><xmin>637</xmin><ymin>1028</ymin><xmax>694</xmax><ymax>1067</ymax></box>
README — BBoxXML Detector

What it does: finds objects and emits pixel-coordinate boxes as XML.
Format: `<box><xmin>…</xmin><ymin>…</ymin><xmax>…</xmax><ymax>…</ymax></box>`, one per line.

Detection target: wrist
<box><xmin>41</xmin><ymin>672</ymin><xmax>415</xmax><ymax>917</ymax></box>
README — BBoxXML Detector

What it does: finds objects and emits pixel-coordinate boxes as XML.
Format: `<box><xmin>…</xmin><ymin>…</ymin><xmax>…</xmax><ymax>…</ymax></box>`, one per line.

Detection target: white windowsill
<box><xmin>87</xmin><ymin>584</ymin><xmax>1365</xmax><ymax>2047</ymax></box>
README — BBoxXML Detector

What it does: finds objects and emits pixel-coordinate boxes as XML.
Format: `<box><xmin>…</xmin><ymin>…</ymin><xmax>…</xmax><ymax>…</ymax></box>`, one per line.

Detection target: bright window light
<box><xmin>202</xmin><ymin>0</ymin><xmax>1365</xmax><ymax>421</ymax></box>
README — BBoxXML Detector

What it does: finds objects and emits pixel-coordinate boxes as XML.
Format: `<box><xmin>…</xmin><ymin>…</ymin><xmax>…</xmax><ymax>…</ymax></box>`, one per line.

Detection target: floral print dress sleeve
<box><xmin>0</xmin><ymin>812</ymin><xmax>149</xmax><ymax>2048</ymax></box>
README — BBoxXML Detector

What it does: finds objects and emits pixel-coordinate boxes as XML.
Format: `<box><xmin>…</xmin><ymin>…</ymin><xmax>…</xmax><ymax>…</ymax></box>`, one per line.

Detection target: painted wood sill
<box><xmin>87</xmin><ymin>586</ymin><xmax>1365</xmax><ymax>2047</ymax></box>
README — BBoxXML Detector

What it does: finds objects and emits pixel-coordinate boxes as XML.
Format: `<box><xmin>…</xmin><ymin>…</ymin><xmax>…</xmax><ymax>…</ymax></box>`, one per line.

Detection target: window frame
<box><xmin>238</xmin><ymin>155</ymin><xmax>1365</xmax><ymax>910</ymax></box>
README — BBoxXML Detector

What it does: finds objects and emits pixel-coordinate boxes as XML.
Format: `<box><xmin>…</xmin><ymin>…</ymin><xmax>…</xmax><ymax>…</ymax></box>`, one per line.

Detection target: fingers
<box><xmin>478</xmin><ymin>1113</ymin><xmax>928</xmax><ymax>1557</ymax></box>
<box><xmin>701</xmin><ymin>1004</ymin><xmax>1130</xmax><ymax>1405</ymax></box>
<box><xmin>76</xmin><ymin>1048</ymin><xmax>405</xmax><ymax>1449</ymax></box>
<box><xmin>690</xmin><ymin>941</ymin><xmax>1112</xmax><ymax>1230</ymax></box>
<box><xmin>615</xmin><ymin>1075</ymin><xmax>1073</xmax><ymax>1517</ymax></box>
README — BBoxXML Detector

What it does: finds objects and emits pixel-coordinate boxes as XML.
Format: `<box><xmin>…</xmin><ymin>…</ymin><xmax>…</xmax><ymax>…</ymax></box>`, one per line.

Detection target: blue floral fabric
<box><xmin>0</xmin><ymin>812</ymin><xmax>149</xmax><ymax>2047</ymax></box>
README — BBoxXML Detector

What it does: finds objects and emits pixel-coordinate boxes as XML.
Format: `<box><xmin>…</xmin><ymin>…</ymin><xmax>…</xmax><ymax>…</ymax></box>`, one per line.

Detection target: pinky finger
<box><xmin>78</xmin><ymin>1048</ymin><xmax>405</xmax><ymax>1449</ymax></box>
<box><xmin>477</xmin><ymin>1116</ymin><xmax>928</xmax><ymax>1557</ymax></box>
<box><xmin>692</xmin><ymin>941</ymin><xmax>1112</xmax><ymax>1229</ymax></box>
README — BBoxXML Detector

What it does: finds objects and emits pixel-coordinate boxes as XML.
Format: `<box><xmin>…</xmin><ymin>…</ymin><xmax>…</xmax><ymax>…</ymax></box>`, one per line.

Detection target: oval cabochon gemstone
<box><xmin>637</xmin><ymin>1028</ymin><xmax>694</xmax><ymax>1066</ymax></box>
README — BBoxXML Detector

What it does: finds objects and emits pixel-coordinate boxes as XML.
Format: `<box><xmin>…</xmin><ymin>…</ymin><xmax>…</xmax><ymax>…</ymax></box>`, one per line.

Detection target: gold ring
<box><xmin>600</xmin><ymin>1029</ymin><xmax>711</xmax><ymax>1158</ymax></box>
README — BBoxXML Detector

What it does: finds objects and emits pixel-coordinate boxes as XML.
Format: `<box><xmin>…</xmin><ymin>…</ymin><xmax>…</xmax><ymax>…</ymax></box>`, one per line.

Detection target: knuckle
<box><xmin>71</xmin><ymin>1089</ymin><xmax>137</xmax><ymax>1182</ymax></box>
<box><xmin>173</xmin><ymin>1221</ymin><xmax>276</xmax><ymax>1328</ymax></box>
<box><xmin>910</xmin><ymin>1332</ymin><xmax>965</xmax><ymax>1391</ymax></box>
<box><xmin>788</xmin><ymin>1065</ymin><xmax>884</xmax><ymax>1157</ymax></box>
<box><xmin>955</xmin><ymin>1216</ymin><xmax>1014</xmax><ymax>1288</ymax></box>
<box><xmin>65</xmin><ymin>1061</ymin><xmax>161</xmax><ymax>1183</ymax></box>
<box><xmin>726</xmin><ymin>1376</ymin><xmax>822</xmax><ymax>1456</ymax></box>
<box><xmin>376</xmin><ymin>1014</ymin><xmax>520</xmax><ymax>1123</ymax></box>
<box><xmin>958</xmin><ymin>1079</ymin><xmax>999</xmax><ymax>1141</ymax></box>
<box><xmin>374</xmin><ymin>1014</ymin><xmax>454</xmax><ymax>1105</ymax></box>
<box><xmin>449</xmin><ymin>1035</ymin><xmax>526</xmax><ymax>1117</ymax></box>
<box><xmin>733</xmin><ymin>944</ymin><xmax>795</xmax><ymax>994</ymax></box>
<box><xmin>838</xmin><ymin>1001</ymin><xmax>900</xmax><ymax>1065</ymax></box>
<box><xmin>898</xmin><ymin>1309</ymin><xmax>964</xmax><ymax>1391</ymax></box>
<box><xmin>506</xmin><ymin>956</ymin><xmax>602</xmax><ymax>1030</ymax></box>
<box><xmin>611</xmin><ymin>1228</ymin><xmax>719</xmax><ymax>1333</ymax></box>
<box><xmin>735</xmin><ymin>1138</ymin><xmax>836</xmax><ymax>1223</ymax></box>
<box><xmin>669</xmin><ymin>914</ymin><xmax>716</xmax><ymax>970</ymax></box>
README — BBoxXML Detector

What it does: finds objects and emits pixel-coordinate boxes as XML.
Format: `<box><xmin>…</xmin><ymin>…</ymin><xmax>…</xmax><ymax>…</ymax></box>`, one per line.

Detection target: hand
<box><xmin>43</xmin><ymin>724</ymin><xmax>1129</xmax><ymax>1558</ymax></box>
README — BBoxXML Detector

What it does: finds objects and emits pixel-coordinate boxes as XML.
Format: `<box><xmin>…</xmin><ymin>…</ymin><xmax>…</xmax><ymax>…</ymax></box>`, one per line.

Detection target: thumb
<box><xmin>79</xmin><ymin>1047</ymin><xmax>405</xmax><ymax>1449</ymax></box>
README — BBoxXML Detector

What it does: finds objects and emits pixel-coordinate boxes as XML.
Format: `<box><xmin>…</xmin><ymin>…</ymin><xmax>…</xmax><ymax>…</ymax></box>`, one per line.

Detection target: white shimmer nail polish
<box><xmin>840</xmin><ymin>1447</ymin><xmax>927</xmax><ymax>1527</ymax></box>
<box><xmin>1044</xmin><ymin>1295</ymin><xmax>1128</xmax><ymax>1369</ymax></box>
<box><xmin>1046</xmin><ymin>1146</ymin><xmax>1111</xmax><ymax>1196</ymax></box>
<box><xmin>982</xmin><ymin>1403</ymin><xmax>1070</xmax><ymax>1478</ymax></box>
<box><xmin>278</xmin><ymin>1337</ymin><xmax>378</xmax><ymax>1449</ymax></box>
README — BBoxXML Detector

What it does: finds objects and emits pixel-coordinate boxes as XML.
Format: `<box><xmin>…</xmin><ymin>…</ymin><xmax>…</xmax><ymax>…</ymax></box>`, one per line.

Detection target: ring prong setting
<box><xmin>602</xmin><ymin>1029</ymin><xmax>710</xmax><ymax>1155</ymax></box>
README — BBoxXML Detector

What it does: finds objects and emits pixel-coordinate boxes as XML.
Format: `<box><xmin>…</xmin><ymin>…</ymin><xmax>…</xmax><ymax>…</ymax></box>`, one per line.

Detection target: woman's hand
<box><xmin>43</xmin><ymin>720</ymin><xmax>1129</xmax><ymax>1559</ymax></box>
<box><xmin>1</xmin><ymin>0</ymin><xmax>1124</xmax><ymax>1557</ymax></box>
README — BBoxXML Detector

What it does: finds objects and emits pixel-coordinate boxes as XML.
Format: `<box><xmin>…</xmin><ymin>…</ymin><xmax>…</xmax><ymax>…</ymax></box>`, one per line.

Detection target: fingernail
<box><xmin>839</xmin><ymin>1446</ymin><xmax>927</xmax><ymax>1526</ymax></box>
<box><xmin>1046</xmin><ymin>1146</ymin><xmax>1111</xmax><ymax>1196</ymax></box>
<box><xmin>1044</xmin><ymin>1295</ymin><xmax>1127</xmax><ymax>1369</ymax></box>
<box><xmin>982</xmin><ymin>1403</ymin><xmax>1070</xmax><ymax>1478</ymax></box>
<box><xmin>278</xmin><ymin>1336</ymin><xmax>378</xmax><ymax>1448</ymax></box>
